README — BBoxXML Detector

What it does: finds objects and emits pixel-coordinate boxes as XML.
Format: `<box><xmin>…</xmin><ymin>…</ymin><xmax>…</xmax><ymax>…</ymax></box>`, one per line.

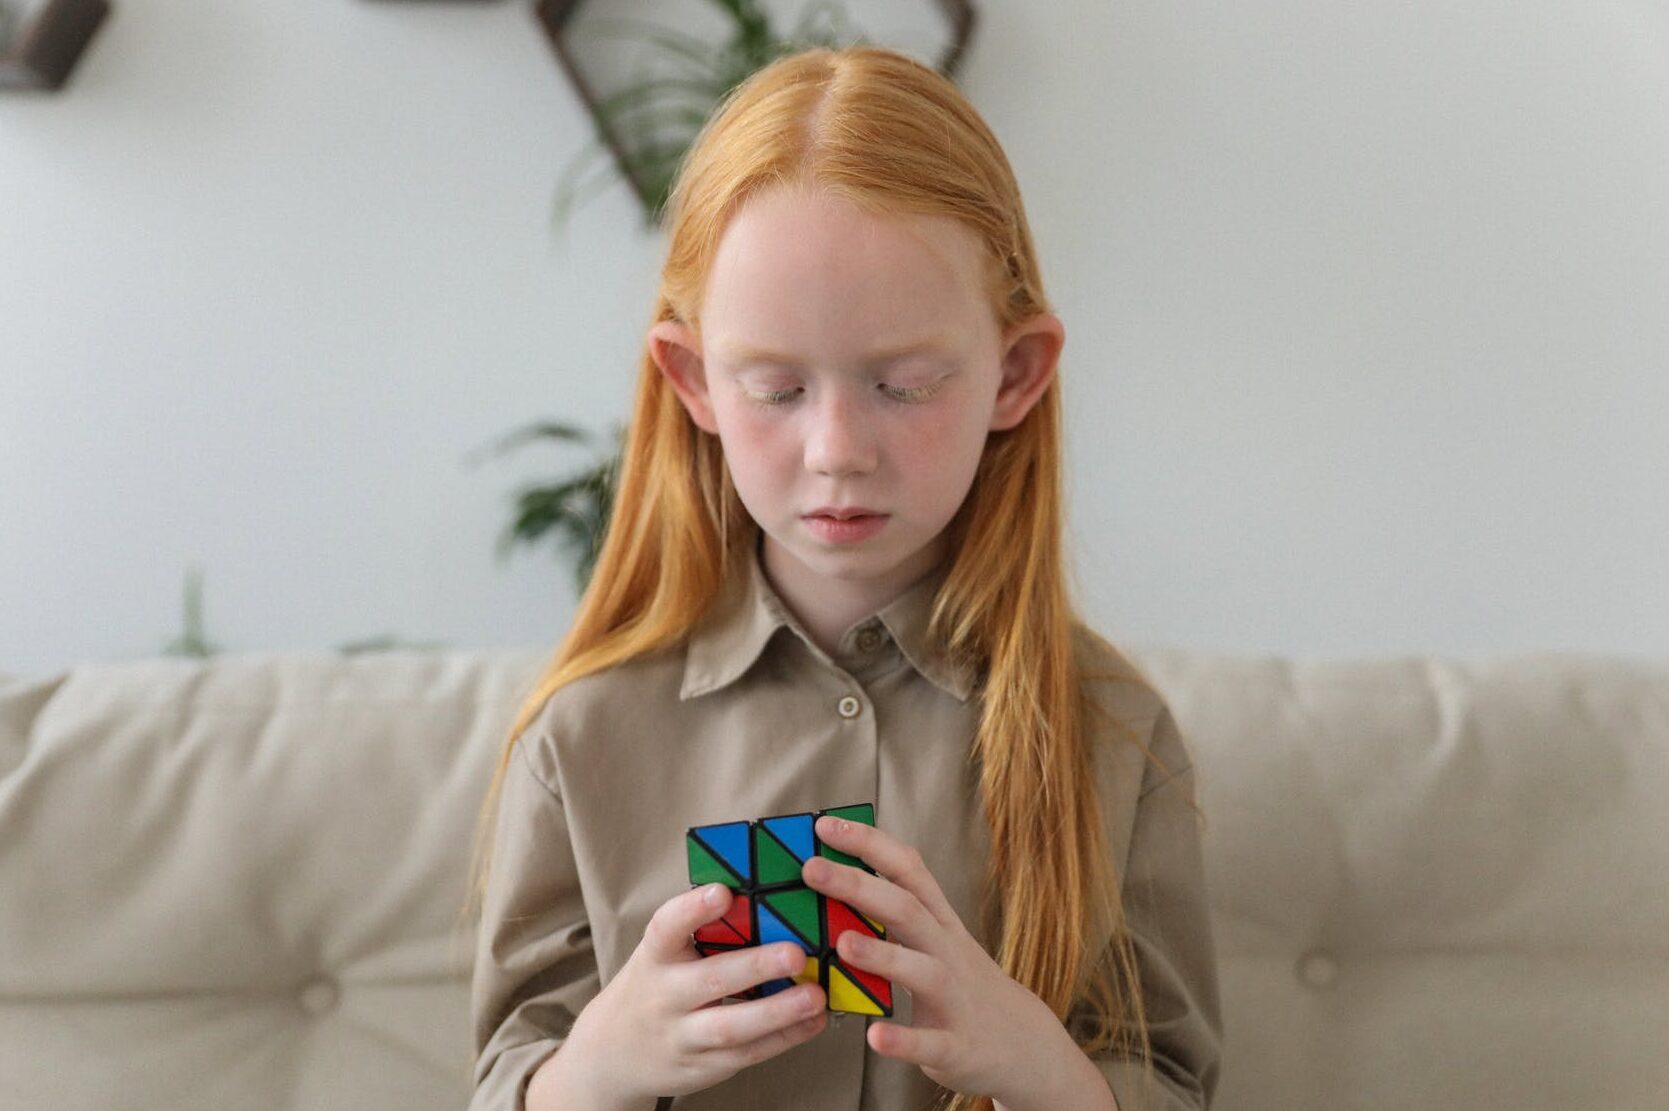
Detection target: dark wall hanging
<box><xmin>0</xmin><ymin>0</ymin><xmax>110</xmax><ymax>91</ymax></box>
<box><xmin>535</xmin><ymin>0</ymin><xmax>978</xmax><ymax>231</ymax></box>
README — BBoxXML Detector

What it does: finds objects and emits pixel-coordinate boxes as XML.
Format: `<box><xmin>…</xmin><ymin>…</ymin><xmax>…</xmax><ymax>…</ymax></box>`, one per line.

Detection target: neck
<box><xmin>759</xmin><ymin>531</ymin><xmax>947</xmax><ymax>657</ymax></box>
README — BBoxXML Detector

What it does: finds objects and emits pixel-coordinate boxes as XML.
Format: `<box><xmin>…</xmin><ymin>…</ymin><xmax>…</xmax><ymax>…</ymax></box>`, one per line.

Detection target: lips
<box><xmin>802</xmin><ymin>510</ymin><xmax>889</xmax><ymax>543</ymax></box>
<box><xmin>805</xmin><ymin>507</ymin><xmax>883</xmax><ymax>520</ymax></box>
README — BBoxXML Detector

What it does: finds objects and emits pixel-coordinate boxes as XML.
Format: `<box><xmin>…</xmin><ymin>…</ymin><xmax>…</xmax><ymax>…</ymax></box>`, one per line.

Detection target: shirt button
<box><xmin>1296</xmin><ymin>949</ymin><xmax>1339</xmax><ymax>989</ymax></box>
<box><xmin>297</xmin><ymin>974</ymin><xmax>340</xmax><ymax>1015</ymax></box>
<box><xmin>837</xmin><ymin>695</ymin><xmax>862</xmax><ymax>719</ymax></box>
<box><xmin>855</xmin><ymin>628</ymin><xmax>883</xmax><ymax>653</ymax></box>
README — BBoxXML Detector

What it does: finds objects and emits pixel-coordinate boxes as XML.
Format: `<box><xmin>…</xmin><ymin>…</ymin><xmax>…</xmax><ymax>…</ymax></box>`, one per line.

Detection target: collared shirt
<box><xmin>470</xmin><ymin>538</ymin><xmax>1222</xmax><ymax>1111</ymax></box>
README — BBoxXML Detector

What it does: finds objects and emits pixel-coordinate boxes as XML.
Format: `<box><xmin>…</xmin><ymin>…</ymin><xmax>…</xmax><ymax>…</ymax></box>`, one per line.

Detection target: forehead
<box><xmin>700</xmin><ymin>188</ymin><xmax>991</xmax><ymax>359</ymax></box>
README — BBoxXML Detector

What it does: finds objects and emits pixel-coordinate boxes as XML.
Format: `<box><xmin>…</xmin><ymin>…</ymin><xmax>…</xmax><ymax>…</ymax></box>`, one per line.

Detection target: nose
<box><xmin>803</xmin><ymin>387</ymin><xmax>878</xmax><ymax>478</ymax></box>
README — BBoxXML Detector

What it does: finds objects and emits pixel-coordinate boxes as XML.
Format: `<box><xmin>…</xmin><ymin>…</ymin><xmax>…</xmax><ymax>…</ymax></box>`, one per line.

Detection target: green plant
<box><xmin>554</xmin><ymin>0</ymin><xmax>865</xmax><ymax>232</ymax></box>
<box><xmin>466</xmin><ymin>419</ymin><xmax>627</xmax><ymax>597</ymax></box>
<box><xmin>160</xmin><ymin>564</ymin><xmax>218</xmax><ymax>659</ymax></box>
<box><xmin>335</xmin><ymin>634</ymin><xmax>451</xmax><ymax>655</ymax></box>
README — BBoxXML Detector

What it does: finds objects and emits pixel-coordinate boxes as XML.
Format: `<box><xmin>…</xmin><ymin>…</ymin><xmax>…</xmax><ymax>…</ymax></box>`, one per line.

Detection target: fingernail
<box><xmin>835</xmin><ymin>818</ymin><xmax>849</xmax><ymax>834</ymax></box>
<box><xmin>704</xmin><ymin>884</ymin><xmax>723</xmax><ymax>905</ymax></box>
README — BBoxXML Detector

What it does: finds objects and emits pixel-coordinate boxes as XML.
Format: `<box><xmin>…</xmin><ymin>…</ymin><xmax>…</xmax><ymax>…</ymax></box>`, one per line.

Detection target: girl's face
<box><xmin>650</xmin><ymin>186</ymin><xmax>1062</xmax><ymax>599</ymax></box>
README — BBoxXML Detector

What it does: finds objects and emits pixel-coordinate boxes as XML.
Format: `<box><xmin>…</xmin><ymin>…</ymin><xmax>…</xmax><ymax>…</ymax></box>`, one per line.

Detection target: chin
<box><xmin>778</xmin><ymin>535</ymin><xmax>896</xmax><ymax>577</ymax></box>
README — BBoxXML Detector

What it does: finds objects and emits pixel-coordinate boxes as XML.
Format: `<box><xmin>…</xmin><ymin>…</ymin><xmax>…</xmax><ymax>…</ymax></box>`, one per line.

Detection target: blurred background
<box><xmin>3</xmin><ymin>0</ymin><xmax>1666</xmax><ymax>680</ymax></box>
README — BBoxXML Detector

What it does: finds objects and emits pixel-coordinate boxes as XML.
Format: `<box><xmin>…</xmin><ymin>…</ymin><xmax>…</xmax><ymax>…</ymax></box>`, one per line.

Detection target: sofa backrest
<box><xmin>1129</xmin><ymin>646</ymin><xmax>1669</xmax><ymax>1111</ymax></box>
<box><xmin>2</xmin><ymin>647</ymin><xmax>1665</xmax><ymax>1110</ymax></box>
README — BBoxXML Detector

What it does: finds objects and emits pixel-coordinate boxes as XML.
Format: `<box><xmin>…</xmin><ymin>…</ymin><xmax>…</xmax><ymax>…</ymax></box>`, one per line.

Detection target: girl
<box><xmin>465</xmin><ymin>44</ymin><xmax>1221</xmax><ymax>1111</ymax></box>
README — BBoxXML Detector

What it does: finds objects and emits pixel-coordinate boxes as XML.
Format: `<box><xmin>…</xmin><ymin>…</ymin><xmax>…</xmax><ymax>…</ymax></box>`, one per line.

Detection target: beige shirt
<box><xmin>470</xmin><ymin>540</ymin><xmax>1222</xmax><ymax>1111</ymax></box>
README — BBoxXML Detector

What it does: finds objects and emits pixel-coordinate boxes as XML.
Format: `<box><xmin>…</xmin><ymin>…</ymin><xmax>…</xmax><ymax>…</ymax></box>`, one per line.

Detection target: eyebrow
<box><xmin>718</xmin><ymin>336</ymin><xmax>956</xmax><ymax>367</ymax></box>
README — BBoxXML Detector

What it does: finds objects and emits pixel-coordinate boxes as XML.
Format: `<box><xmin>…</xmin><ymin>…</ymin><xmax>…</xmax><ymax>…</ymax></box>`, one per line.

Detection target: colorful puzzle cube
<box><xmin>686</xmin><ymin>801</ymin><xmax>893</xmax><ymax>1016</ymax></box>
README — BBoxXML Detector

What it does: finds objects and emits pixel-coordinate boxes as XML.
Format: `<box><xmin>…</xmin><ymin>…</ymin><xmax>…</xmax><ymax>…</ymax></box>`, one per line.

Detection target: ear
<box><xmin>646</xmin><ymin>319</ymin><xmax>718</xmax><ymax>434</ymax></box>
<box><xmin>989</xmin><ymin>312</ymin><xmax>1065</xmax><ymax>431</ymax></box>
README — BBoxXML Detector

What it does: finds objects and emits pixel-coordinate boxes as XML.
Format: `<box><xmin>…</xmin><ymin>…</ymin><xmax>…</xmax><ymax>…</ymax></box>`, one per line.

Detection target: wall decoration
<box><xmin>0</xmin><ymin>0</ymin><xmax>109</xmax><ymax>91</ymax></box>
<box><xmin>536</xmin><ymin>0</ymin><xmax>978</xmax><ymax>230</ymax></box>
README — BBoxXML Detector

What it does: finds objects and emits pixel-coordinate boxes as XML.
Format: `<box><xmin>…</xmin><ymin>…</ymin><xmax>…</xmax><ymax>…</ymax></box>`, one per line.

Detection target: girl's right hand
<box><xmin>541</xmin><ymin>883</ymin><xmax>828</xmax><ymax>1106</ymax></box>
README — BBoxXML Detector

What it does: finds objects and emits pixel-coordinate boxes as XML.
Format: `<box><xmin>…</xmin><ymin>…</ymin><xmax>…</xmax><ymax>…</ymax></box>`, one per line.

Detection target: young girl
<box><xmin>465</xmin><ymin>44</ymin><xmax>1221</xmax><ymax>1111</ymax></box>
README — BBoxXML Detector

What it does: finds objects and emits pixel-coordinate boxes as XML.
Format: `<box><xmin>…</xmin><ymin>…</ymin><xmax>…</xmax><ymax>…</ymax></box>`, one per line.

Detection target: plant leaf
<box><xmin>594</xmin><ymin>75</ymin><xmax>722</xmax><ymax>117</ymax></box>
<box><xmin>579</xmin><ymin>17</ymin><xmax>720</xmax><ymax>76</ymax></box>
<box><xmin>462</xmin><ymin>420</ymin><xmax>599</xmax><ymax>469</ymax></box>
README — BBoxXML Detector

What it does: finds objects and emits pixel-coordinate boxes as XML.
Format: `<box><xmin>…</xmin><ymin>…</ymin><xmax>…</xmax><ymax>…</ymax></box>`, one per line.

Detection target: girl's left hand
<box><xmin>800</xmin><ymin>814</ymin><xmax>1059</xmax><ymax>1101</ymax></box>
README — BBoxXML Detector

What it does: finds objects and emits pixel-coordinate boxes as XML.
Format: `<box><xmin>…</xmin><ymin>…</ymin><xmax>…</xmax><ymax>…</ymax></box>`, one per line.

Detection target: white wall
<box><xmin>3</xmin><ymin>0</ymin><xmax>1665</xmax><ymax>680</ymax></box>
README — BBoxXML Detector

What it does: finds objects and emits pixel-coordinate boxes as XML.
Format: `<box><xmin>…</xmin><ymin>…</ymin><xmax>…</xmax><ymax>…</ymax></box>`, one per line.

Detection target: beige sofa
<box><xmin>2</xmin><ymin>646</ymin><xmax>1664</xmax><ymax>1110</ymax></box>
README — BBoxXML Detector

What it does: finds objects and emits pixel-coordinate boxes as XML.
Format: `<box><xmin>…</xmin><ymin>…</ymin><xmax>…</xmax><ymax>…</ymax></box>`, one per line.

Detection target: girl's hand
<box><xmin>546</xmin><ymin>884</ymin><xmax>827</xmax><ymax>1106</ymax></box>
<box><xmin>801</xmin><ymin>815</ymin><xmax>1062</xmax><ymax>1104</ymax></box>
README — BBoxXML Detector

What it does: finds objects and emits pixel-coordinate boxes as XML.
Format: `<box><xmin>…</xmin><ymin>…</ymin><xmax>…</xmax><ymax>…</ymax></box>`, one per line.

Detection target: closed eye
<box><xmin>880</xmin><ymin>380</ymin><xmax>943</xmax><ymax>403</ymax></box>
<box><xmin>741</xmin><ymin>378</ymin><xmax>947</xmax><ymax>407</ymax></box>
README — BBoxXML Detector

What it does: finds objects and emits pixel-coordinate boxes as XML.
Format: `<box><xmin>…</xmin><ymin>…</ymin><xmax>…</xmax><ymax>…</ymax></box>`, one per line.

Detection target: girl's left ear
<box><xmin>990</xmin><ymin>313</ymin><xmax>1065</xmax><ymax>431</ymax></box>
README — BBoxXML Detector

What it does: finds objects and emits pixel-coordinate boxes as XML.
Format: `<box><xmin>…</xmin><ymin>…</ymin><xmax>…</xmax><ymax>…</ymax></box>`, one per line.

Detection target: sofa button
<box><xmin>1296</xmin><ymin>949</ymin><xmax>1339</xmax><ymax>989</ymax></box>
<box><xmin>298</xmin><ymin>975</ymin><xmax>340</xmax><ymax>1015</ymax></box>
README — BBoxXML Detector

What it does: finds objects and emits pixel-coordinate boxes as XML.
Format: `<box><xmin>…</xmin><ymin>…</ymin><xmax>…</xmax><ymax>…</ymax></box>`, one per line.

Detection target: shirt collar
<box><xmin>679</xmin><ymin>533</ymin><xmax>977</xmax><ymax>703</ymax></box>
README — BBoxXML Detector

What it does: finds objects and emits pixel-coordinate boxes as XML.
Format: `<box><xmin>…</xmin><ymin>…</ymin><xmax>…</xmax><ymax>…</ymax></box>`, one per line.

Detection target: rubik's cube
<box><xmin>687</xmin><ymin>802</ymin><xmax>893</xmax><ymax>1016</ymax></box>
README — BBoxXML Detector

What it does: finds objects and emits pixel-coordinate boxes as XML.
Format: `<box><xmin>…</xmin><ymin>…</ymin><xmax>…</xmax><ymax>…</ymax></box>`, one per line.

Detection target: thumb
<box><xmin>649</xmin><ymin>883</ymin><xmax>733</xmax><ymax>961</ymax></box>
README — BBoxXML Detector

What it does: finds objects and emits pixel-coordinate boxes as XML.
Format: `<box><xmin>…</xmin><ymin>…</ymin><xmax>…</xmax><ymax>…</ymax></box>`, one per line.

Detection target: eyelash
<box><xmin>747</xmin><ymin>381</ymin><xmax>944</xmax><ymax>407</ymax></box>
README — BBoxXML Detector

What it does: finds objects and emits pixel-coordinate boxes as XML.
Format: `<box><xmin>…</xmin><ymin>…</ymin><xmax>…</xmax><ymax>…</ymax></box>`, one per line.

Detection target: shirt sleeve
<box><xmin>469</xmin><ymin>734</ymin><xmax>600</xmax><ymax>1111</ymax></box>
<box><xmin>1076</xmin><ymin>703</ymin><xmax>1225</xmax><ymax>1111</ymax></box>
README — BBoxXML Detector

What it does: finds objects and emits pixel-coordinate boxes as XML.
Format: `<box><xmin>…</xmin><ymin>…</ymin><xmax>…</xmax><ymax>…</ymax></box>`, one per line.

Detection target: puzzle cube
<box><xmin>686</xmin><ymin>801</ymin><xmax>893</xmax><ymax>1017</ymax></box>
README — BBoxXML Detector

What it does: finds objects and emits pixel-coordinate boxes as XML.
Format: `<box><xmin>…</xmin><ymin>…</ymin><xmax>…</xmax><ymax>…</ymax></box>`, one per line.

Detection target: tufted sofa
<box><xmin>1</xmin><ymin>646</ymin><xmax>1664</xmax><ymax>1110</ymax></box>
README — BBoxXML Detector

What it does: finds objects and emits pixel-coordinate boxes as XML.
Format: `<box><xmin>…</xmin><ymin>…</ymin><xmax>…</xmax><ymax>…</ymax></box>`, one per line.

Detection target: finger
<box><xmin>803</xmin><ymin>855</ymin><xmax>928</xmax><ymax>949</ymax></box>
<box><xmin>812</xmin><ymin>815</ymin><xmax>958</xmax><ymax>927</ymax></box>
<box><xmin>802</xmin><ymin>857</ymin><xmax>941</xmax><ymax>949</ymax></box>
<box><xmin>710</xmin><ymin>1006</ymin><xmax>829</xmax><ymax>1072</ymax></box>
<box><xmin>681</xmin><ymin>978</ymin><xmax>828</xmax><ymax>1056</ymax></box>
<box><xmin>833</xmin><ymin>931</ymin><xmax>938</xmax><ymax>999</ymax></box>
<box><xmin>647</xmin><ymin>883</ymin><xmax>737</xmax><ymax>962</ymax></box>
<box><xmin>677</xmin><ymin>939</ymin><xmax>812</xmax><ymax>1012</ymax></box>
<box><xmin>866</xmin><ymin>1019</ymin><xmax>954</xmax><ymax>1068</ymax></box>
